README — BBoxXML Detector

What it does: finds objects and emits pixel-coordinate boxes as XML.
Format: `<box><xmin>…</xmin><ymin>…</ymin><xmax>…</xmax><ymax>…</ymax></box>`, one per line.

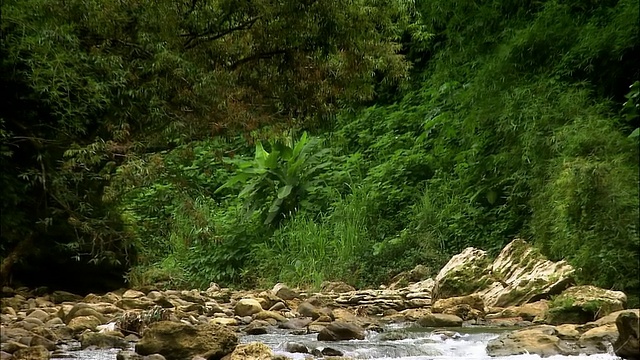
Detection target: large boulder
<box><xmin>486</xmin><ymin>325</ymin><xmax>592</xmax><ymax>357</ymax></box>
<box><xmin>135</xmin><ymin>321</ymin><xmax>237</xmax><ymax>360</ymax></box>
<box><xmin>433</xmin><ymin>239</ymin><xmax>575</xmax><ymax>308</ymax></box>
<box><xmin>545</xmin><ymin>285</ymin><xmax>627</xmax><ymax>325</ymax></box>
<box><xmin>317</xmin><ymin>321</ymin><xmax>365</xmax><ymax>341</ymax></box>
<box><xmin>613</xmin><ymin>311</ymin><xmax>639</xmax><ymax>360</ymax></box>
<box><xmin>432</xmin><ymin>247</ymin><xmax>493</xmax><ymax>301</ymax></box>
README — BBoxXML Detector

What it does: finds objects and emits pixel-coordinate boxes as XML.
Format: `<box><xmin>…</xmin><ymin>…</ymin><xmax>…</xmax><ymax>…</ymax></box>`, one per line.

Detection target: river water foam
<box><xmin>242</xmin><ymin>325</ymin><xmax>621</xmax><ymax>360</ymax></box>
<box><xmin>58</xmin><ymin>324</ymin><xmax>622</xmax><ymax>360</ymax></box>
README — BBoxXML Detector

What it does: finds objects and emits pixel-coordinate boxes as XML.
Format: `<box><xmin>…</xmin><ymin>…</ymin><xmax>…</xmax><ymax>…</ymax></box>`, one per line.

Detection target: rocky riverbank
<box><xmin>1</xmin><ymin>239</ymin><xmax>638</xmax><ymax>360</ymax></box>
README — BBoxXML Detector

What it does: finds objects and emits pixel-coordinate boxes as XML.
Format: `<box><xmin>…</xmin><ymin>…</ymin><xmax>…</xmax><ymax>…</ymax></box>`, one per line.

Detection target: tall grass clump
<box><xmin>251</xmin><ymin>186</ymin><xmax>374</xmax><ymax>289</ymax></box>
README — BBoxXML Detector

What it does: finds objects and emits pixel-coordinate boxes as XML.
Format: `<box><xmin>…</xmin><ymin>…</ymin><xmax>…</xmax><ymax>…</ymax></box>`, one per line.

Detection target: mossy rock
<box><xmin>433</xmin><ymin>247</ymin><xmax>492</xmax><ymax>300</ymax></box>
<box><xmin>544</xmin><ymin>285</ymin><xmax>627</xmax><ymax>325</ymax></box>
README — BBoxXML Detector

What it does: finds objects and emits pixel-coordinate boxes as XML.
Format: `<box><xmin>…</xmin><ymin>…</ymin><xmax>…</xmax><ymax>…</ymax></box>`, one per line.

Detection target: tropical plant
<box><xmin>219</xmin><ymin>132</ymin><xmax>332</xmax><ymax>226</ymax></box>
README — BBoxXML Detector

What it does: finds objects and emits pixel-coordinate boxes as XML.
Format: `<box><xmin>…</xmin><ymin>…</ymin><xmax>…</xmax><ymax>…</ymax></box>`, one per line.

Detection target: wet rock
<box><xmin>321</xmin><ymin>347</ymin><xmax>343</xmax><ymax>356</ymax></box>
<box><xmin>134</xmin><ymin>321</ymin><xmax>237</xmax><ymax>360</ymax></box>
<box><xmin>245</xmin><ymin>320</ymin><xmax>269</xmax><ymax>335</ymax></box>
<box><xmin>284</xmin><ymin>342</ymin><xmax>308</xmax><ymax>353</ymax></box>
<box><xmin>279</xmin><ymin>318</ymin><xmax>312</xmax><ymax>330</ymax></box>
<box><xmin>12</xmin><ymin>346</ymin><xmax>49</xmax><ymax>360</ymax></box>
<box><xmin>80</xmin><ymin>331</ymin><xmax>128</xmax><ymax>349</ymax></box>
<box><xmin>317</xmin><ymin>321</ymin><xmax>365</xmax><ymax>341</ymax></box>
<box><xmin>417</xmin><ymin>313</ymin><xmax>463</xmax><ymax>328</ymax></box>
<box><xmin>0</xmin><ymin>351</ymin><xmax>12</xmax><ymax>360</ymax></box>
<box><xmin>234</xmin><ymin>299</ymin><xmax>263</xmax><ymax>317</ymax></box>
<box><xmin>613</xmin><ymin>311</ymin><xmax>639</xmax><ymax>360</ymax></box>
<box><xmin>545</xmin><ymin>285</ymin><xmax>627</xmax><ymax>325</ymax></box>
<box><xmin>377</xmin><ymin>330</ymin><xmax>409</xmax><ymax>341</ymax></box>
<box><xmin>578</xmin><ymin>324</ymin><xmax>618</xmax><ymax>352</ymax></box>
<box><xmin>116</xmin><ymin>350</ymin><xmax>143</xmax><ymax>360</ymax></box>
<box><xmin>486</xmin><ymin>325</ymin><xmax>590</xmax><ymax>357</ymax></box>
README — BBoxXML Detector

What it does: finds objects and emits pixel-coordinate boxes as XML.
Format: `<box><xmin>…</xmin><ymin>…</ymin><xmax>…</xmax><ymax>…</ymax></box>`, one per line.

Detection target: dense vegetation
<box><xmin>2</xmin><ymin>0</ymin><xmax>638</xmax><ymax>305</ymax></box>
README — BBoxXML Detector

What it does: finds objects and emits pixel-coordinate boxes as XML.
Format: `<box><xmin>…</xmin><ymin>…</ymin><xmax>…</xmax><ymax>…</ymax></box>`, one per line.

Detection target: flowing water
<box><xmin>59</xmin><ymin>324</ymin><xmax>622</xmax><ymax>360</ymax></box>
<box><xmin>241</xmin><ymin>324</ymin><xmax>621</xmax><ymax>360</ymax></box>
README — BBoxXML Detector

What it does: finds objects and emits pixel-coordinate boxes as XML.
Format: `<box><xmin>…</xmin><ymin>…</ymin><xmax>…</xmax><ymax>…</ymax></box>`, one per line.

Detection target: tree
<box><xmin>0</xmin><ymin>0</ymin><xmax>412</xmax><ymax>285</ymax></box>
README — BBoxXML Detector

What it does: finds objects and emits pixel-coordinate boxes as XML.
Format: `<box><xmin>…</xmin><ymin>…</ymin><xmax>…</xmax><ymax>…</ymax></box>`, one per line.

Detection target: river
<box><xmin>59</xmin><ymin>324</ymin><xmax>622</xmax><ymax>360</ymax></box>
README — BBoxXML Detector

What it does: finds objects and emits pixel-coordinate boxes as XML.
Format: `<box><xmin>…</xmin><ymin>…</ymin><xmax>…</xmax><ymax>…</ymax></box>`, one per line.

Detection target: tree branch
<box><xmin>182</xmin><ymin>16</ymin><xmax>260</xmax><ymax>50</ymax></box>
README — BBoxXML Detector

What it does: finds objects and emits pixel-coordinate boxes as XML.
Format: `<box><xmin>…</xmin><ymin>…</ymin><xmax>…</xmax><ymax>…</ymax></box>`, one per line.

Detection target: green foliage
<box><xmin>251</xmin><ymin>186</ymin><xmax>373</xmax><ymax>288</ymax></box>
<box><xmin>219</xmin><ymin>132</ymin><xmax>332</xmax><ymax>226</ymax></box>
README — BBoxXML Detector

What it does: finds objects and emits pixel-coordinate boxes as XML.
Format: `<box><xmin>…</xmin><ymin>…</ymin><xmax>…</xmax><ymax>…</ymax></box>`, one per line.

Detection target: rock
<box><xmin>545</xmin><ymin>285</ymin><xmax>627</xmax><ymax>325</ymax></box>
<box><xmin>234</xmin><ymin>299</ymin><xmax>263</xmax><ymax>317</ymax></box>
<box><xmin>272</xmin><ymin>284</ymin><xmax>299</xmax><ymax>301</ymax></box>
<box><xmin>442</xmin><ymin>304</ymin><xmax>483</xmax><ymax>321</ymax></box>
<box><xmin>116</xmin><ymin>350</ymin><xmax>143</xmax><ymax>360</ymax></box>
<box><xmin>279</xmin><ymin>318</ymin><xmax>312</xmax><ymax>330</ymax></box>
<box><xmin>417</xmin><ymin>313</ymin><xmax>463</xmax><ymax>327</ymax></box>
<box><xmin>123</xmin><ymin>290</ymin><xmax>146</xmax><ymax>299</ymax></box>
<box><xmin>377</xmin><ymin>330</ymin><xmax>409</xmax><ymax>341</ymax></box>
<box><xmin>555</xmin><ymin>324</ymin><xmax>580</xmax><ymax>340</ymax></box>
<box><xmin>317</xmin><ymin>321</ymin><xmax>365</xmax><ymax>341</ymax></box>
<box><xmin>433</xmin><ymin>239</ymin><xmax>575</xmax><ymax>308</ymax></box>
<box><xmin>210</xmin><ymin>318</ymin><xmax>238</xmax><ymax>326</ymax></box>
<box><xmin>613</xmin><ymin>311</ymin><xmax>639</xmax><ymax>360</ymax></box>
<box><xmin>321</xmin><ymin>282</ymin><xmax>355</xmax><ymax>294</ymax></box>
<box><xmin>244</xmin><ymin>320</ymin><xmax>269</xmax><ymax>335</ymax></box>
<box><xmin>321</xmin><ymin>347</ymin><xmax>343</xmax><ymax>356</ymax></box>
<box><xmin>135</xmin><ymin>321</ymin><xmax>237</xmax><ymax>360</ymax></box>
<box><xmin>2</xmin><ymin>341</ymin><xmax>28</xmax><ymax>353</ymax></box>
<box><xmin>143</xmin><ymin>355</ymin><xmax>166</xmax><ymax>360</ymax></box>
<box><xmin>25</xmin><ymin>310</ymin><xmax>49</xmax><ymax>323</ymax></box>
<box><xmin>80</xmin><ymin>331</ymin><xmax>128</xmax><ymax>349</ymax></box>
<box><xmin>64</xmin><ymin>303</ymin><xmax>108</xmax><ymax>324</ymax></box>
<box><xmin>26</xmin><ymin>336</ymin><xmax>55</xmax><ymax>351</ymax></box>
<box><xmin>284</xmin><ymin>342</ymin><xmax>308</xmax><ymax>353</ymax></box>
<box><xmin>486</xmin><ymin>325</ymin><xmax>590</xmax><ymax>357</ymax></box>
<box><xmin>0</xmin><ymin>350</ymin><xmax>12</xmax><ymax>360</ymax></box>
<box><xmin>12</xmin><ymin>346</ymin><xmax>49</xmax><ymax>360</ymax></box>
<box><xmin>389</xmin><ymin>265</ymin><xmax>432</xmax><ymax>289</ymax></box>
<box><xmin>253</xmin><ymin>311</ymin><xmax>286</xmax><ymax>323</ymax></box>
<box><xmin>432</xmin><ymin>294</ymin><xmax>484</xmax><ymax>313</ymax></box>
<box><xmin>432</xmin><ymin>247</ymin><xmax>492</xmax><ymax>301</ymax></box>
<box><xmin>116</xmin><ymin>298</ymin><xmax>156</xmax><ymax>311</ymax></box>
<box><xmin>578</xmin><ymin>324</ymin><xmax>618</xmax><ymax>352</ymax></box>
<box><xmin>224</xmin><ymin>342</ymin><xmax>272</xmax><ymax>360</ymax></box>
<box><xmin>268</xmin><ymin>302</ymin><xmax>286</xmax><ymax>312</ymax></box>
<box><xmin>498</xmin><ymin>300</ymin><xmax>549</xmax><ymax>321</ymax></box>
<box><xmin>68</xmin><ymin>316</ymin><xmax>102</xmax><ymax>332</ymax></box>
<box><xmin>50</xmin><ymin>291</ymin><xmax>82</xmax><ymax>304</ymax></box>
